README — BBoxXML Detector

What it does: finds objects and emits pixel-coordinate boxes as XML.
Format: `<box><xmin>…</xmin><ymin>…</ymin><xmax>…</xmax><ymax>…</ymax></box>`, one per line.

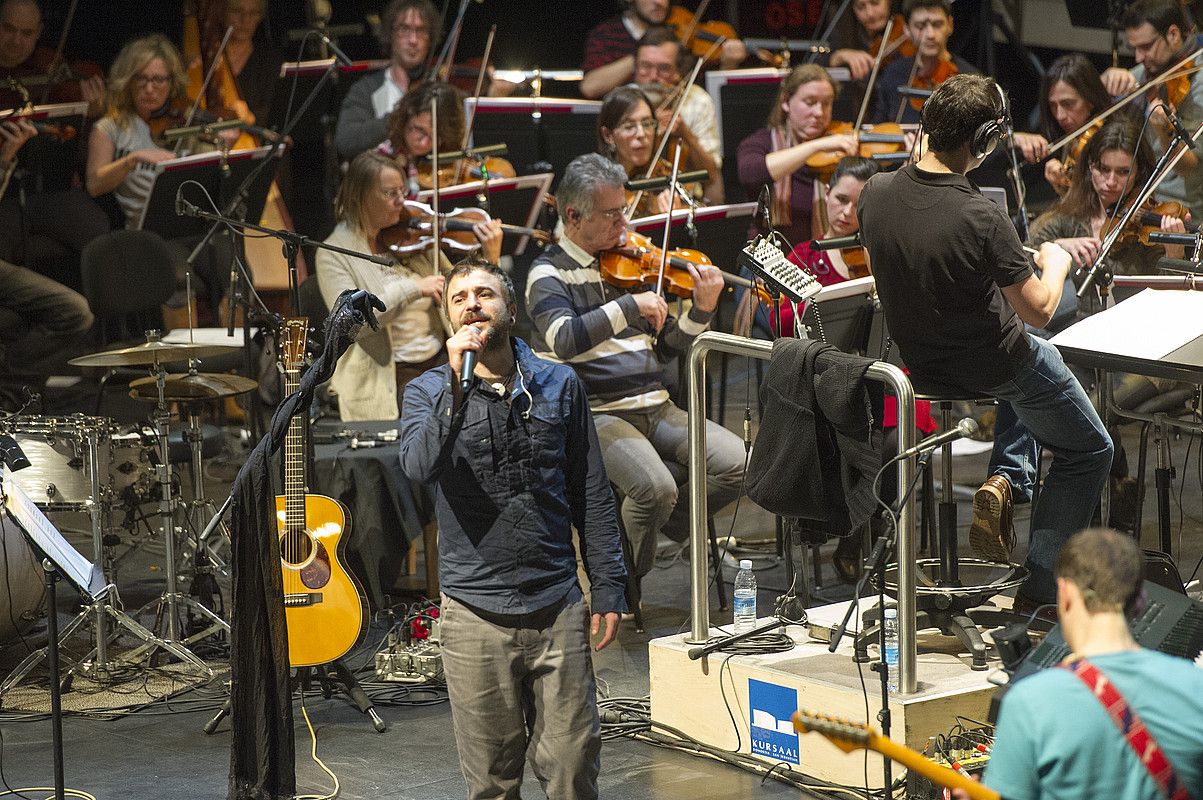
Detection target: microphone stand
<box><xmin>808</xmin><ymin>0</ymin><xmax>855</xmax><ymax>64</ymax></box>
<box><xmin>1079</xmin><ymin>118</ymin><xmax>1203</xmax><ymax>301</ymax></box>
<box><xmin>1001</xmin><ymin>119</ymin><xmax>1031</xmax><ymax>241</ymax></box>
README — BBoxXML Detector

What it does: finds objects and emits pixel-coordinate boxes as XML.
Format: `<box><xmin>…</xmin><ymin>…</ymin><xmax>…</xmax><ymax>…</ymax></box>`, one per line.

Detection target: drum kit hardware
<box><xmin>0</xmin><ymin>331</ymin><xmax>258</xmax><ymax>690</ymax></box>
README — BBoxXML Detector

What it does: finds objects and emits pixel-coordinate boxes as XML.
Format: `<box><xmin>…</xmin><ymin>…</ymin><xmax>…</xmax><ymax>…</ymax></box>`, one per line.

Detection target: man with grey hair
<box><xmin>971</xmin><ymin>528</ymin><xmax>1203</xmax><ymax>800</ymax></box>
<box><xmin>526</xmin><ymin>153</ymin><xmax>745</xmax><ymax>584</ymax></box>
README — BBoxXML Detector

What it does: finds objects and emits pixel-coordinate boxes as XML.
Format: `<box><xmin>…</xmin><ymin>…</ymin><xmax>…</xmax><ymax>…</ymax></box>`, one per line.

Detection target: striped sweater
<box><xmin>526</xmin><ymin>238</ymin><xmax>713</xmax><ymax>412</ymax></box>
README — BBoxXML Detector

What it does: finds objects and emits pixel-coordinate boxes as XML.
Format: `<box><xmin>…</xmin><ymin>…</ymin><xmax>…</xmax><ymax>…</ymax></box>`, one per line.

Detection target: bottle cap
<box><xmin>739</xmin><ymin>559</ymin><xmax>752</xmax><ymax>570</ymax></box>
<box><xmin>883</xmin><ymin>607</ymin><xmax>898</xmax><ymax>618</ymax></box>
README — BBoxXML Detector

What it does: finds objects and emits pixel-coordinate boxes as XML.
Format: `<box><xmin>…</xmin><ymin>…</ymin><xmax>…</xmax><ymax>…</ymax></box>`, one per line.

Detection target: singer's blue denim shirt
<box><xmin>399</xmin><ymin>336</ymin><xmax>627</xmax><ymax>616</ymax></box>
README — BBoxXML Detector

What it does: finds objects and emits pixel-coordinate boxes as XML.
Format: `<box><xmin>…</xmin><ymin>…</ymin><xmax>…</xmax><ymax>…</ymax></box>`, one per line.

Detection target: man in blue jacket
<box><xmin>400</xmin><ymin>259</ymin><xmax>625</xmax><ymax>800</ymax></box>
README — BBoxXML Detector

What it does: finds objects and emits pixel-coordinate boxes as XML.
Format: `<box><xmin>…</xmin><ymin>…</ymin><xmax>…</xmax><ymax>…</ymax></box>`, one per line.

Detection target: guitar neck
<box><xmin>281</xmin><ymin>318</ymin><xmax>309</xmax><ymax>529</ymax></box>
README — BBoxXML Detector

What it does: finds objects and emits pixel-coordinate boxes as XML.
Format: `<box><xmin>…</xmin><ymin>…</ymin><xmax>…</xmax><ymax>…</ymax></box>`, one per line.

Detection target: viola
<box><xmin>1056</xmin><ymin>119</ymin><xmax>1102</xmax><ymax>195</ymax></box>
<box><xmin>1</xmin><ymin>48</ymin><xmax>103</xmax><ymax>107</ymax></box>
<box><xmin>665</xmin><ymin>5</ymin><xmax>739</xmax><ymax>67</ymax></box>
<box><xmin>907</xmin><ymin>55</ymin><xmax>958</xmax><ymax>112</ymax></box>
<box><xmin>805</xmin><ymin>121</ymin><xmax>907</xmax><ymax>180</ymax></box>
<box><xmin>377</xmin><ymin>199</ymin><xmax>551</xmax><ymax>257</ymax></box>
<box><xmin>839</xmin><ymin>245</ymin><xmax>871</xmax><ymax>279</ymax></box>
<box><xmin>1101</xmin><ymin>199</ymin><xmax>1195</xmax><ymax>246</ymax></box>
<box><xmin>866</xmin><ymin>14</ymin><xmax>915</xmax><ymax>67</ymax></box>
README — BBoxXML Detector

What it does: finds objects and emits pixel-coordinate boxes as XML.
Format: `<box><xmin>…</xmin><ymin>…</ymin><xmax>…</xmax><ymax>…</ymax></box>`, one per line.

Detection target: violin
<box><xmin>665</xmin><ymin>4</ymin><xmax>739</xmax><ymax>67</ymax></box>
<box><xmin>1056</xmin><ymin>119</ymin><xmax>1102</xmax><ymax>195</ymax></box>
<box><xmin>866</xmin><ymin>14</ymin><xmax>915</xmax><ymax>67</ymax></box>
<box><xmin>1100</xmin><ymin>199</ymin><xmax>1195</xmax><ymax>246</ymax></box>
<box><xmin>377</xmin><ymin>199</ymin><xmax>551</xmax><ymax>257</ymax></box>
<box><xmin>599</xmin><ymin>229</ymin><xmax>770</xmax><ymax>301</ymax></box>
<box><xmin>416</xmin><ymin>155</ymin><xmax>516</xmax><ymax>189</ymax></box>
<box><xmin>907</xmin><ymin>55</ymin><xmax>958</xmax><ymax>112</ymax></box>
<box><xmin>805</xmin><ymin>121</ymin><xmax>907</xmax><ymax>180</ymax></box>
<box><xmin>839</xmin><ymin>245</ymin><xmax>871</xmax><ymax>279</ymax></box>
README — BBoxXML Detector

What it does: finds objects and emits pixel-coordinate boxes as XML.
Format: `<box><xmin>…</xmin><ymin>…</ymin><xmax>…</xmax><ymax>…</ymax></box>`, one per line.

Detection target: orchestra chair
<box><xmin>611</xmin><ymin>461</ymin><xmax>729</xmax><ymax>633</ymax></box>
<box><xmin>78</xmin><ymin>230</ymin><xmax>177</xmax><ymax>413</ymax></box>
<box><xmin>855</xmin><ymin>383</ymin><xmax>1031</xmax><ymax>671</ymax></box>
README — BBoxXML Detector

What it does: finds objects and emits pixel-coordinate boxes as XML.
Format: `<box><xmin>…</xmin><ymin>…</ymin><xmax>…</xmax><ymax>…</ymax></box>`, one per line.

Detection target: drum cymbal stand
<box><xmin>124</xmin><ymin>359</ymin><xmax>227</xmax><ymax>673</ymax></box>
<box><xmin>1</xmin><ymin>423</ymin><xmax>193</xmax><ymax>693</ymax></box>
<box><xmin>179</xmin><ymin>398</ymin><xmax>229</xmax><ymax>573</ymax></box>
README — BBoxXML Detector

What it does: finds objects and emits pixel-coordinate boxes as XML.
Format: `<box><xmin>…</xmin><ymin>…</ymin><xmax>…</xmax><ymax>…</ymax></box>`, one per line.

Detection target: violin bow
<box><xmin>429</xmin><ymin>0</ymin><xmax>473</xmax><ymax>84</ymax></box>
<box><xmin>894</xmin><ymin>54</ymin><xmax>922</xmax><ymax>124</ymax></box>
<box><xmin>854</xmin><ymin>15</ymin><xmax>893</xmax><ymax>131</ymax></box>
<box><xmin>430</xmin><ymin>90</ymin><xmax>441</xmax><ymax>259</ymax></box>
<box><xmin>1048</xmin><ymin>46</ymin><xmax>1203</xmax><ymax>153</ymax></box>
<box><xmin>455</xmin><ymin>24</ymin><xmax>497</xmax><ymax>186</ymax></box>
<box><xmin>654</xmin><ymin>142</ymin><xmax>684</xmax><ymax>297</ymax></box>
<box><xmin>624</xmin><ymin>37</ymin><xmax>720</xmax><ymax>218</ymax></box>
<box><xmin>38</xmin><ymin>0</ymin><xmax>79</xmax><ymax>105</ymax></box>
<box><xmin>678</xmin><ymin>0</ymin><xmax>711</xmax><ymax>48</ymax></box>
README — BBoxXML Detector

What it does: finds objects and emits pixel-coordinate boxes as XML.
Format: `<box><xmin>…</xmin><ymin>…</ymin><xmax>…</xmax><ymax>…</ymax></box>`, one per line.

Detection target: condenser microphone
<box><xmin>318</xmin><ymin>33</ymin><xmax>354</xmax><ymax>66</ymax></box>
<box><xmin>895</xmin><ymin>418</ymin><xmax>979</xmax><ymax>461</ymax></box>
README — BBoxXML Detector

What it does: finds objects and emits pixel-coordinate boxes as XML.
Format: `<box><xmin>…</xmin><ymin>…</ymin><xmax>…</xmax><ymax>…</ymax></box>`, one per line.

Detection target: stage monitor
<box><xmin>465</xmin><ymin>97</ymin><xmax>601</xmax><ymax>189</ymax></box>
<box><xmin>415</xmin><ymin>173</ymin><xmax>553</xmax><ymax>257</ymax></box>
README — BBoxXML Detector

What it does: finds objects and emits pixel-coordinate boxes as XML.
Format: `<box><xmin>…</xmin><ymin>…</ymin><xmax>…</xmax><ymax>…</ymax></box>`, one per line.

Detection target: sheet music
<box><xmin>1050</xmin><ymin>289</ymin><xmax>1203</xmax><ymax>360</ymax></box>
<box><xmin>2</xmin><ymin>473</ymin><xmax>104</xmax><ymax>600</ymax></box>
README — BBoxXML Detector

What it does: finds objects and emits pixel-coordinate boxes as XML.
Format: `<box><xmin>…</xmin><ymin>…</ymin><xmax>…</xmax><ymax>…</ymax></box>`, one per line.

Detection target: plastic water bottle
<box><xmin>882</xmin><ymin>607</ymin><xmax>900</xmax><ymax>693</ymax></box>
<box><xmin>733</xmin><ymin>559</ymin><xmax>757</xmax><ymax>634</ymax></box>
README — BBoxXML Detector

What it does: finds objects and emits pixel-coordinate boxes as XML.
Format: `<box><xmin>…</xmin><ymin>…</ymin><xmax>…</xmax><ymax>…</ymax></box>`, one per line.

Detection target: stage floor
<box><xmin>2</xmin><ymin>360</ymin><xmax>1201</xmax><ymax>800</ymax></box>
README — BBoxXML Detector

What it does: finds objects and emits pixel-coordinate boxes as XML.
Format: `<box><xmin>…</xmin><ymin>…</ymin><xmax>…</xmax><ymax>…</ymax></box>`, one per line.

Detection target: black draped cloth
<box><xmin>227</xmin><ymin>290</ymin><xmax>383</xmax><ymax>800</ymax></box>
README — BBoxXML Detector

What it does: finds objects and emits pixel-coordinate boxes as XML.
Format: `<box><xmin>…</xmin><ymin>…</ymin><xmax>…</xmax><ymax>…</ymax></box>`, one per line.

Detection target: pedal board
<box><xmin>375</xmin><ymin>641</ymin><xmax>444</xmax><ymax>683</ymax></box>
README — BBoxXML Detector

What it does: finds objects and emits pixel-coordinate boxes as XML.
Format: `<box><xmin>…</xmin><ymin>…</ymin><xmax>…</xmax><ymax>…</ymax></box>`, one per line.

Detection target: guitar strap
<box><xmin>1059</xmin><ymin>658</ymin><xmax>1194</xmax><ymax>800</ymax></box>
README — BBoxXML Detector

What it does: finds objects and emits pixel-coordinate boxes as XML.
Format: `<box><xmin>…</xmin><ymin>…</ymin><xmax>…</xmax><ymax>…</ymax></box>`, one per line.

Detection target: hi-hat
<box><xmin>129</xmin><ymin>372</ymin><xmax>258</xmax><ymax>401</ymax></box>
<box><xmin>69</xmin><ymin>340</ymin><xmax>238</xmax><ymax>368</ymax></box>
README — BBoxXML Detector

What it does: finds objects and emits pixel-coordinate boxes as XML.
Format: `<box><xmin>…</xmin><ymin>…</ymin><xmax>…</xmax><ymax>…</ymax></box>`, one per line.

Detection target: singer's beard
<box><xmin>483</xmin><ymin>306</ymin><xmax>514</xmax><ymax>351</ymax></box>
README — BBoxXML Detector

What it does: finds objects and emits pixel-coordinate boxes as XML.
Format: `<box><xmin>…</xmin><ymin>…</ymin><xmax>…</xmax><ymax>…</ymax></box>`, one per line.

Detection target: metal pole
<box><xmin>686</xmin><ymin>331</ymin><xmax>918</xmax><ymax>693</ymax></box>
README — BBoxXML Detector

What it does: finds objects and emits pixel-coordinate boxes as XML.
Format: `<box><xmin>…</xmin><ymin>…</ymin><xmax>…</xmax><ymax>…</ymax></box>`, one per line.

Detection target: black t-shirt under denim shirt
<box><xmin>857</xmin><ymin>164</ymin><xmax>1034</xmax><ymax>392</ymax></box>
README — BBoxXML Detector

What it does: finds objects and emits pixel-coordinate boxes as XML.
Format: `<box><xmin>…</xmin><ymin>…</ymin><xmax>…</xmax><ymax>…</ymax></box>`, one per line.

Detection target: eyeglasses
<box><xmin>379</xmin><ymin>187</ymin><xmax>407</xmax><ymax>201</ymax></box>
<box><xmin>394</xmin><ymin>24</ymin><xmax>431</xmax><ymax>40</ymax></box>
<box><xmin>134</xmin><ymin>74</ymin><xmax>171</xmax><ymax>88</ymax></box>
<box><xmin>614</xmin><ymin>118</ymin><xmax>657</xmax><ymax>136</ymax></box>
<box><xmin>593</xmin><ymin>206</ymin><xmax>626</xmax><ymax>221</ymax></box>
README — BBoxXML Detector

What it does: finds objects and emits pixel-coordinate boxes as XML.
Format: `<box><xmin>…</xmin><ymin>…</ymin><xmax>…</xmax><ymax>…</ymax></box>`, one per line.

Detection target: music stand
<box><xmin>135</xmin><ymin>146</ymin><xmax>277</xmax><ymax>239</ymax></box>
<box><xmin>464</xmin><ymin>97</ymin><xmax>601</xmax><ymax>188</ymax></box>
<box><xmin>797</xmin><ymin>276</ymin><xmax>879</xmax><ymax>354</ymax></box>
<box><xmin>415</xmin><ymin>172</ymin><xmax>553</xmax><ymax>257</ymax></box>
<box><xmin>268</xmin><ymin>58</ymin><xmax>387</xmax><ymax>143</ymax></box>
<box><xmin>703</xmin><ymin>68</ymin><xmax>853</xmax><ymax>201</ymax></box>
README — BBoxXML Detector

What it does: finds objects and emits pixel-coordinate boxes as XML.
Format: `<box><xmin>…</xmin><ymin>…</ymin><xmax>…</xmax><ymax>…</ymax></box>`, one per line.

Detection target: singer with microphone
<box><xmin>316</xmin><ymin>151</ymin><xmax>452</xmax><ymax>421</ymax></box>
<box><xmin>399</xmin><ymin>259</ymin><xmax>625</xmax><ymax>800</ymax></box>
<box><xmin>858</xmin><ymin>74</ymin><xmax>1112</xmax><ymax>616</ymax></box>
<box><xmin>334</xmin><ymin>0</ymin><xmax>441</xmax><ymax>162</ymax></box>
<box><xmin>1100</xmin><ymin>0</ymin><xmax>1203</xmax><ymax>219</ymax></box>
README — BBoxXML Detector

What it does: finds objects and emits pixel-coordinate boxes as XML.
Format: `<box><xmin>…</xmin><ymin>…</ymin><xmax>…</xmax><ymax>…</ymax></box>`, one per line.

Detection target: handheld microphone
<box><xmin>811</xmin><ymin>232</ymin><xmax>861</xmax><ymax>250</ymax></box>
<box><xmin>318</xmin><ymin>32</ymin><xmax>354</xmax><ymax>66</ymax></box>
<box><xmin>895</xmin><ymin>418</ymin><xmax>979</xmax><ymax>461</ymax></box>
<box><xmin>460</xmin><ymin>326</ymin><xmax>486</xmax><ymax>394</ymax></box>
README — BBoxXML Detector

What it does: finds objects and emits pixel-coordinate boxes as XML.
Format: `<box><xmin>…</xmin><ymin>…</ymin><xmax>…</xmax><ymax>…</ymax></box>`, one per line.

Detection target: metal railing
<box><xmin>685</xmin><ymin>331</ymin><xmax>920</xmax><ymax>694</ymax></box>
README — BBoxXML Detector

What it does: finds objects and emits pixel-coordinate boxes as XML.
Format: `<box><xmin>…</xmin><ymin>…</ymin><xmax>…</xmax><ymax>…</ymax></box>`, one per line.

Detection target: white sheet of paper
<box><xmin>161</xmin><ymin>327</ymin><xmax>256</xmax><ymax>347</ymax></box>
<box><xmin>2</xmin><ymin>474</ymin><xmax>103</xmax><ymax>599</ymax></box>
<box><xmin>1050</xmin><ymin>289</ymin><xmax>1203</xmax><ymax>360</ymax></box>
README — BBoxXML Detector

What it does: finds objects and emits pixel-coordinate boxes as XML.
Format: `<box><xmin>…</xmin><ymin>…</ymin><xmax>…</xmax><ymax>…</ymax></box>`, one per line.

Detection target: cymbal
<box><xmin>69</xmin><ymin>340</ymin><xmax>238</xmax><ymax>368</ymax></box>
<box><xmin>128</xmin><ymin>372</ymin><xmax>259</xmax><ymax>401</ymax></box>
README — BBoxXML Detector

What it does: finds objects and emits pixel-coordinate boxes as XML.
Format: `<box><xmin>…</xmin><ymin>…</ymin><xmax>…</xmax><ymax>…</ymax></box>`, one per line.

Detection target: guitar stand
<box><xmin>204</xmin><ymin>658</ymin><xmax>386</xmax><ymax>734</ymax></box>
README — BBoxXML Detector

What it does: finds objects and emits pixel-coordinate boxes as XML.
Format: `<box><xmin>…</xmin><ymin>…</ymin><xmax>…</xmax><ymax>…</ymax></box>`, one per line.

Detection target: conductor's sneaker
<box><xmin>969</xmin><ymin>475</ymin><xmax>1015</xmax><ymax>563</ymax></box>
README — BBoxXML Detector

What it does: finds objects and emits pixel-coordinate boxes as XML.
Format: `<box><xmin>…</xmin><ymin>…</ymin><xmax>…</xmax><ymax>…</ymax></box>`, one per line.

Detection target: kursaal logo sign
<box><xmin>748</xmin><ymin>678</ymin><xmax>799</xmax><ymax>764</ymax></box>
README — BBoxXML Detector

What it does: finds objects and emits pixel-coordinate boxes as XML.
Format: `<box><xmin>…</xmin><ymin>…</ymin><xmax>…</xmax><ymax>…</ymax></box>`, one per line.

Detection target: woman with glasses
<box><xmin>597</xmin><ymin>85</ymin><xmax>705</xmax><ymax>217</ymax></box>
<box><xmin>379</xmin><ymin>82</ymin><xmax>502</xmax><ymax>263</ymax></box>
<box><xmin>735</xmin><ymin>64</ymin><xmax>858</xmax><ymax>247</ymax></box>
<box><xmin>317</xmin><ymin>151</ymin><xmax>455</xmax><ymax>420</ymax></box>
<box><xmin>85</xmin><ymin>34</ymin><xmax>232</xmax><ymax>330</ymax></box>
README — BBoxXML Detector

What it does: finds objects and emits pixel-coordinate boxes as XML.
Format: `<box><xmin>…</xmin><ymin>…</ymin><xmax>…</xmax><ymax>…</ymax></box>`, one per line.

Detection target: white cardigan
<box><xmin>316</xmin><ymin>222</ymin><xmax>451</xmax><ymax>421</ymax></box>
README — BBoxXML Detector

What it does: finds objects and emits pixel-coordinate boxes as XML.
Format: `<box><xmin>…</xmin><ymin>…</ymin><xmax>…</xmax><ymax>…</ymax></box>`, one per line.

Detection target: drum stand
<box><xmin>179</xmin><ymin>402</ymin><xmax>229</xmax><ymax>572</ymax></box>
<box><xmin>123</xmin><ymin>363</ymin><xmax>228</xmax><ymax>673</ymax></box>
<box><xmin>1</xmin><ymin>426</ymin><xmax>198</xmax><ymax>692</ymax></box>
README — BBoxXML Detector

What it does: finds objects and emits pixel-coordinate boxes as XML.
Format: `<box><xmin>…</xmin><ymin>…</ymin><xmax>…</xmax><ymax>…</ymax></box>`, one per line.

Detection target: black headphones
<box><xmin>970</xmin><ymin>82</ymin><xmax>1010</xmax><ymax>159</ymax></box>
<box><xmin>919</xmin><ymin>79</ymin><xmax>1010</xmax><ymax>158</ymax></box>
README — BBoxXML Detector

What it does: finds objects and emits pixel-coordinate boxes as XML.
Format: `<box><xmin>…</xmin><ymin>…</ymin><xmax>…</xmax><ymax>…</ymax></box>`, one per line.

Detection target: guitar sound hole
<box><xmin>280</xmin><ymin>529</ymin><xmax>315</xmax><ymax>567</ymax></box>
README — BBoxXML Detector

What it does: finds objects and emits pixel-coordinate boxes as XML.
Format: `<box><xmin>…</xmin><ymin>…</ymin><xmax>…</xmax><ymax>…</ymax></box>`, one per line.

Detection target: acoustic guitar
<box><xmin>792</xmin><ymin>710</ymin><xmax>1000</xmax><ymax>800</ymax></box>
<box><xmin>276</xmin><ymin>318</ymin><xmax>367</xmax><ymax>667</ymax></box>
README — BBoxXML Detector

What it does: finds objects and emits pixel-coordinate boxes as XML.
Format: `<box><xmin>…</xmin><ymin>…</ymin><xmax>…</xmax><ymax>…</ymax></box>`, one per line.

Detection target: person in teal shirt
<box><xmin>979</xmin><ymin>528</ymin><xmax>1203</xmax><ymax>800</ymax></box>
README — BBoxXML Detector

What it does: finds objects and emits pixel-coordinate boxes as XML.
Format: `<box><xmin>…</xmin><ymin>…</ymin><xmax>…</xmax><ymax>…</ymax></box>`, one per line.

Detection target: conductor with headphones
<box><xmin>857</xmin><ymin>74</ymin><xmax>1113</xmax><ymax>613</ymax></box>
